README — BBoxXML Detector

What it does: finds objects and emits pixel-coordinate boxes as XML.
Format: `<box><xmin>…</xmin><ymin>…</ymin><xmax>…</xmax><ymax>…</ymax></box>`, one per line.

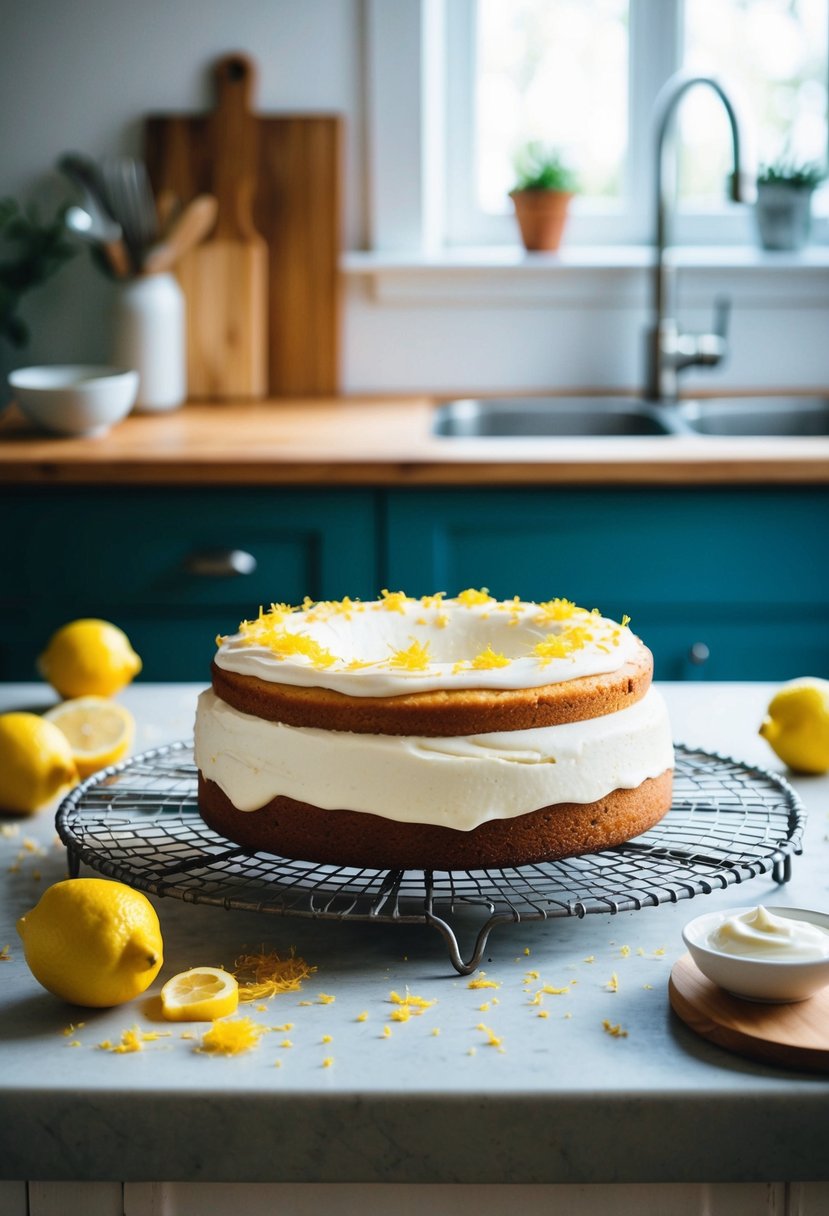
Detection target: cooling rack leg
<box><xmin>425</xmin><ymin>911</ymin><xmax>518</xmax><ymax>975</ymax></box>
<box><xmin>66</xmin><ymin>847</ymin><xmax>81</xmax><ymax>878</ymax></box>
<box><xmin>773</xmin><ymin>854</ymin><xmax>792</xmax><ymax>884</ymax></box>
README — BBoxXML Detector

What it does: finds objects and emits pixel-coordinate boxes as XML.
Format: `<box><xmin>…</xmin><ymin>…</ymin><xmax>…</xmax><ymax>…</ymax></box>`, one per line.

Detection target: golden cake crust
<box><xmin>210</xmin><ymin>640</ymin><xmax>654</xmax><ymax>737</ymax></box>
<box><xmin>198</xmin><ymin>769</ymin><xmax>673</xmax><ymax>871</ymax></box>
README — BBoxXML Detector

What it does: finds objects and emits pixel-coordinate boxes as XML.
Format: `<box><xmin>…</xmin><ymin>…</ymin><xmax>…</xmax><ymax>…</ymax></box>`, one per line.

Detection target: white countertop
<box><xmin>0</xmin><ymin>681</ymin><xmax>827</xmax><ymax>1185</ymax></box>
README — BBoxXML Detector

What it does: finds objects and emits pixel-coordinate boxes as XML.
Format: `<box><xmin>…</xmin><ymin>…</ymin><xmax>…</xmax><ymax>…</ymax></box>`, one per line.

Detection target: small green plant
<box><xmin>511</xmin><ymin>142</ymin><xmax>577</xmax><ymax>194</ymax></box>
<box><xmin>0</xmin><ymin>197</ymin><xmax>76</xmax><ymax>347</ymax></box>
<box><xmin>757</xmin><ymin>160</ymin><xmax>825</xmax><ymax>190</ymax></box>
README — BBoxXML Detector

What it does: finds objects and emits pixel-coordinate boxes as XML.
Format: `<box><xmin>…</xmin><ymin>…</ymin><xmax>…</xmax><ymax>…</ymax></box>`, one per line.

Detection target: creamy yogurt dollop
<box><xmin>707</xmin><ymin>905</ymin><xmax>829</xmax><ymax>962</ymax></box>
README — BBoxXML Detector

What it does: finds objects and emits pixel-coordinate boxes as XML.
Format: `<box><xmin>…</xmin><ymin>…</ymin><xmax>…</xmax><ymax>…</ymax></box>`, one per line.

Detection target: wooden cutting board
<box><xmin>145</xmin><ymin>53</ymin><xmax>342</xmax><ymax>398</ymax></box>
<box><xmin>669</xmin><ymin>953</ymin><xmax>829</xmax><ymax>1073</ymax></box>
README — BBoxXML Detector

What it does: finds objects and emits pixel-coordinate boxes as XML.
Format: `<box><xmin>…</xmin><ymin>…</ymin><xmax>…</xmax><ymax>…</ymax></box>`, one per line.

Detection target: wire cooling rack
<box><xmin>56</xmin><ymin>742</ymin><xmax>805</xmax><ymax>974</ymax></box>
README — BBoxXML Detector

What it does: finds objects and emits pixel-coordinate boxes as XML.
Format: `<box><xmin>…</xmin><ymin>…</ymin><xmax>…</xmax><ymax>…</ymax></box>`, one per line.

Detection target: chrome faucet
<box><xmin>644</xmin><ymin>73</ymin><xmax>747</xmax><ymax>402</ymax></box>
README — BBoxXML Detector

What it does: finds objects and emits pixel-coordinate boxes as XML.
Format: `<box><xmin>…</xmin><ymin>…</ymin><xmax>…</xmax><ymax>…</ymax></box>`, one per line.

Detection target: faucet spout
<box><xmin>645</xmin><ymin>73</ymin><xmax>746</xmax><ymax>402</ymax></box>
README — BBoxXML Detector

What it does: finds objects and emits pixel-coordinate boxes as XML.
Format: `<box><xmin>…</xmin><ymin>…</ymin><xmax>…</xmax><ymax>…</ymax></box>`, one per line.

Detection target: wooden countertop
<box><xmin>2</xmin><ymin>396</ymin><xmax>829</xmax><ymax>486</ymax></box>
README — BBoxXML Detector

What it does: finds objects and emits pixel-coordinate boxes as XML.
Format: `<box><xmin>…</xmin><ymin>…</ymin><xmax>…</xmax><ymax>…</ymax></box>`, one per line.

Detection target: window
<box><xmin>441</xmin><ymin>0</ymin><xmax>829</xmax><ymax>247</ymax></box>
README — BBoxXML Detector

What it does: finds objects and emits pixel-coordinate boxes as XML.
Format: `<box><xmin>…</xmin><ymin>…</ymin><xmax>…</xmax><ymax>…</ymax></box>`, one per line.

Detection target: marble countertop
<box><xmin>0</xmin><ymin>681</ymin><xmax>827</xmax><ymax>1185</ymax></box>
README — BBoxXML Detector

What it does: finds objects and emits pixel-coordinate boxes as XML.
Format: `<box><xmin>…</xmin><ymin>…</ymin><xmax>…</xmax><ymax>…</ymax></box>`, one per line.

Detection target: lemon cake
<box><xmin>194</xmin><ymin>590</ymin><xmax>674</xmax><ymax>870</ymax></box>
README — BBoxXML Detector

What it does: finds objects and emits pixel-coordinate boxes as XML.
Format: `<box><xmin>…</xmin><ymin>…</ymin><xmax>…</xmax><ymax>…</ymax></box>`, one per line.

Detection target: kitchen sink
<box><xmin>432</xmin><ymin>394</ymin><xmax>829</xmax><ymax>439</ymax></box>
<box><xmin>674</xmin><ymin>396</ymin><xmax>829</xmax><ymax>436</ymax></box>
<box><xmin>432</xmin><ymin>396</ymin><xmax>675</xmax><ymax>438</ymax></box>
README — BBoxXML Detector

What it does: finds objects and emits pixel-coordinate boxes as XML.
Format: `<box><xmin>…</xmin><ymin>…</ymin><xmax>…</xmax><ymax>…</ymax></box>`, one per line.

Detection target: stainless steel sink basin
<box><xmin>432</xmin><ymin>394</ymin><xmax>829</xmax><ymax>439</ymax></box>
<box><xmin>674</xmin><ymin>396</ymin><xmax>829</xmax><ymax>437</ymax></box>
<box><xmin>432</xmin><ymin>396</ymin><xmax>674</xmax><ymax>438</ymax></box>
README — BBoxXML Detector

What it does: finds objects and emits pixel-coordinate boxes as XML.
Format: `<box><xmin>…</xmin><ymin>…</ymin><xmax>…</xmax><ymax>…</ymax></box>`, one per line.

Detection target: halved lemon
<box><xmin>160</xmin><ymin>966</ymin><xmax>240</xmax><ymax>1022</ymax></box>
<box><xmin>44</xmin><ymin>697</ymin><xmax>134</xmax><ymax>779</ymax></box>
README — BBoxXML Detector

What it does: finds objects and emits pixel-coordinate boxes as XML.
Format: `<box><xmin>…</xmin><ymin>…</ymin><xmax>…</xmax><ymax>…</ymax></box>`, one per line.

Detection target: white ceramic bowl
<box><xmin>682</xmin><ymin>905</ymin><xmax>829</xmax><ymax>1003</ymax></box>
<box><xmin>9</xmin><ymin>365</ymin><xmax>139</xmax><ymax>437</ymax></box>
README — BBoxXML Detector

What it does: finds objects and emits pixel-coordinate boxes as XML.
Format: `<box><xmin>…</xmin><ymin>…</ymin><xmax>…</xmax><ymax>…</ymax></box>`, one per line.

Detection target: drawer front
<box><xmin>0</xmin><ymin>488</ymin><xmax>379</xmax><ymax>682</ymax></box>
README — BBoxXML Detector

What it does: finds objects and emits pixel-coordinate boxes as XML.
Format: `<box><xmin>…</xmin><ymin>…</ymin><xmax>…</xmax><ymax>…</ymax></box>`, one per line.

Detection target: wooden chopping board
<box><xmin>145</xmin><ymin>53</ymin><xmax>342</xmax><ymax>398</ymax></box>
<box><xmin>669</xmin><ymin>953</ymin><xmax>829</xmax><ymax>1073</ymax></box>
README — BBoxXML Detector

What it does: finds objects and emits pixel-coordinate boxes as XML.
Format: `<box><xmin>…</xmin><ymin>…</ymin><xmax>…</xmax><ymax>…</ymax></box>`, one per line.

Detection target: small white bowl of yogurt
<box><xmin>682</xmin><ymin>905</ymin><xmax>829</xmax><ymax>1003</ymax></box>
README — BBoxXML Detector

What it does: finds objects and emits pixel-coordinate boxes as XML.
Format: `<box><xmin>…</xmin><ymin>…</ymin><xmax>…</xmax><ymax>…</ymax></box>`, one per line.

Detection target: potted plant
<box><xmin>754</xmin><ymin>160</ymin><xmax>824</xmax><ymax>251</ymax></box>
<box><xmin>509</xmin><ymin>142</ymin><xmax>577</xmax><ymax>252</ymax></box>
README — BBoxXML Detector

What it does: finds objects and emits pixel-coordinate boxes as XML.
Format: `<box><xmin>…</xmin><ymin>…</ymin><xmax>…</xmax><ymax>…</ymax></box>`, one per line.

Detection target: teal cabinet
<box><xmin>3</xmin><ymin>483</ymin><xmax>826</xmax><ymax>683</ymax></box>
<box><xmin>0</xmin><ymin>488</ymin><xmax>378</xmax><ymax>682</ymax></box>
<box><xmin>384</xmin><ymin>487</ymin><xmax>829</xmax><ymax>681</ymax></box>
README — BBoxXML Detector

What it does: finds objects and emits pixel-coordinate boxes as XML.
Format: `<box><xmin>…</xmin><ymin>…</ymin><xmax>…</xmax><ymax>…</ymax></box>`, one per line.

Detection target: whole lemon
<box><xmin>38</xmin><ymin>619</ymin><xmax>142</xmax><ymax>699</ymax></box>
<box><xmin>17</xmin><ymin>878</ymin><xmax>163</xmax><ymax>1007</ymax></box>
<box><xmin>0</xmin><ymin>712</ymin><xmax>78</xmax><ymax>815</ymax></box>
<box><xmin>759</xmin><ymin>677</ymin><xmax>829</xmax><ymax>774</ymax></box>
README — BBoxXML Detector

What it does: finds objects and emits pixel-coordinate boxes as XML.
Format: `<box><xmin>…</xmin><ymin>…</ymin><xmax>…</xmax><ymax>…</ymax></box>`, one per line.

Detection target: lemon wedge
<box><xmin>161</xmin><ymin>966</ymin><xmax>240</xmax><ymax>1022</ymax></box>
<box><xmin>17</xmin><ymin>878</ymin><xmax>163</xmax><ymax>1007</ymax></box>
<box><xmin>38</xmin><ymin>619</ymin><xmax>142</xmax><ymax>699</ymax></box>
<box><xmin>0</xmin><ymin>712</ymin><xmax>78</xmax><ymax>815</ymax></box>
<box><xmin>45</xmin><ymin>697</ymin><xmax>135</xmax><ymax>779</ymax></box>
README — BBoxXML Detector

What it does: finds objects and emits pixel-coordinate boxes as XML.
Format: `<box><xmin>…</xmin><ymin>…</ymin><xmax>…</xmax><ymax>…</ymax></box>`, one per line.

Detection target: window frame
<box><xmin>365</xmin><ymin>0</ymin><xmax>828</xmax><ymax>253</ymax></box>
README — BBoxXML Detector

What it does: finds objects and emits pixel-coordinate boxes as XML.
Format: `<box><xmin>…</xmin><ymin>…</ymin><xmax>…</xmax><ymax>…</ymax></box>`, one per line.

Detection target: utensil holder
<box><xmin>114</xmin><ymin>272</ymin><xmax>186</xmax><ymax>411</ymax></box>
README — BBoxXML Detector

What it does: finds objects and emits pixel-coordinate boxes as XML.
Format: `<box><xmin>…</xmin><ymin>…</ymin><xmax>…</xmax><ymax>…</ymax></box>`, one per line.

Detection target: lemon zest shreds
<box><xmin>477</xmin><ymin>1024</ymin><xmax>503</xmax><ymax>1048</ymax></box>
<box><xmin>387</xmin><ymin>639</ymin><xmax>431</xmax><ymax>671</ymax></box>
<box><xmin>467</xmin><ymin>972</ymin><xmax>500</xmax><ymax>991</ymax></box>
<box><xmin>420</xmin><ymin>592</ymin><xmax>446</xmax><ymax>608</ymax></box>
<box><xmin>0</xmin><ymin>945</ymin><xmax>12</xmax><ymax>961</ymax></box>
<box><xmin>534</xmin><ymin>598</ymin><xmax>587</xmax><ymax>624</ymax></box>
<box><xmin>539</xmin><ymin>984</ymin><xmax>570</xmax><ymax>996</ymax></box>
<box><xmin>356</xmin><ymin>1011</ymin><xmax>369</xmax><ymax>1022</ymax></box>
<box><xmin>391</xmin><ymin>1007</ymin><xmax>412</xmax><ymax>1023</ymax></box>
<box><xmin>322</xmin><ymin>1057</ymin><xmax>334</xmax><ymax>1068</ymax></box>
<box><xmin>603</xmin><ymin>1020</ymin><xmax>628</xmax><ymax>1038</ymax></box>
<box><xmin>621</xmin><ymin>614</ymin><xmax>631</xmax><ymax>628</ymax></box>
<box><xmin>232</xmin><ymin>950</ymin><xmax>316</xmax><ymax>1002</ymax></box>
<box><xmin>456</xmin><ymin>588</ymin><xmax>494</xmax><ymax>607</ymax></box>
<box><xmin>316</xmin><ymin>993</ymin><xmax>336</xmax><ymax>1005</ymax></box>
<box><xmin>62</xmin><ymin>1022</ymin><xmax>86</xmax><ymax>1036</ymax></box>
<box><xmin>607</xmin><ymin>972</ymin><xmax>619</xmax><ymax>993</ymax></box>
<box><xmin>382</xmin><ymin>1025</ymin><xmax>392</xmax><ymax>1038</ymax></box>
<box><xmin>379</xmin><ymin>590</ymin><xmax>413</xmax><ymax>613</ymax></box>
<box><xmin>199</xmin><ymin>1017</ymin><xmax>267</xmax><ymax>1056</ymax></box>
<box><xmin>620</xmin><ymin>945</ymin><xmax>631</xmax><ymax>957</ymax></box>
<box><xmin>468</xmin><ymin>646</ymin><xmax>511</xmax><ymax>670</ymax></box>
<box><xmin>388</xmin><ymin>989</ymin><xmax>437</xmax><ymax>1015</ymax></box>
<box><xmin>322</xmin><ymin>1034</ymin><xmax>333</xmax><ymax>1044</ymax></box>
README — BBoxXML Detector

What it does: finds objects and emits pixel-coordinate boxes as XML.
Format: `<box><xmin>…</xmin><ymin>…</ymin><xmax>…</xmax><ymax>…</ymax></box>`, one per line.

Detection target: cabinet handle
<box><xmin>183</xmin><ymin>549</ymin><xmax>258</xmax><ymax>578</ymax></box>
<box><xmin>688</xmin><ymin>641</ymin><xmax>710</xmax><ymax>666</ymax></box>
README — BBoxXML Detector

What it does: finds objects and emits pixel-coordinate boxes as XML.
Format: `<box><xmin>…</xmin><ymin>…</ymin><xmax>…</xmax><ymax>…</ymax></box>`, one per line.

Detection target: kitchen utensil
<box><xmin>9</xmin><ymin>365</ymin><xmax>138</xmax><ymax>437</ymax></box>
<box><xmin>669</xmin><ymin>952</ymin><xmax>829</xmax><ymax>1073</ymax></box>
<box><xmin>100</xmin><ymin>155</ymin><xmax>158</xmax><ymax>270</ymax></box>
<box><xmin>144</xmin><ymin>53</ymin><xmax>342</xmax><ymax>396</ymax></box>
<box><xmin>57</xmin><ymin>152</ymin><xmax>120</xmax><ymax>241</ymax></box>
<box><xmin>142</xmin><ymin>193</ymin><xmax>218</xmax><ymax>276</ymax></box>
<box><xmin>163</xmin><ymin>56</ymin><xmax>267</xmax><ymax>399</ymax></box>
<box><xmin>64</xmin><ymin>205</ymin><xmax>131</xmax><ymax>279</ymax></box>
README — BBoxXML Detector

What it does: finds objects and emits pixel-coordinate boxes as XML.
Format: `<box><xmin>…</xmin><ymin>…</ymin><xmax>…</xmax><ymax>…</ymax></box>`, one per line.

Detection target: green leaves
<box><xmin>0</xmin><ymin>197</ymin><xmax>77</xmax><ymax>346</ymax></box>
<box><xmin>511</xmin><ymin>141</ymin><xmax>578</xmax><ymax>194</ymax></box>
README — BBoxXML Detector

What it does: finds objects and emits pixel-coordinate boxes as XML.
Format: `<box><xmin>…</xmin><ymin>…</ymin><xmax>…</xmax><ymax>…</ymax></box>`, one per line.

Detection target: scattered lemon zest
<box><xmin>431</xmin><ymin>1027</ymin><xmax>440</xmax><ymax>1036</ymax></box>
<box><xmin>467</xmin><ymin>645</ymin><xmax>511</xmax><ymax>670</ymax></box>
<box><xmin>420</xmin><ymin>592</ymin><xmax>446</xmax><ymax>608</ymax></box>
<box><xmin>356</xmin><ymin>1011</ymin><xmax>369</xmax><ymax>1022</ymax></box>
<box><xmin>653</xmin><ymin>947</ymin><xmax>666</xmax><ymax>957</ymax></box>
<box><xmin>67</xmin><ymin>1039</ymin><xmax>82</xmax><ymax>1047</ymax></box>
<box><xmin>456</xmin><ymin>588</ymin><xmax>495</xmax><ymax>607</ymax></box>
<box><xmin>584</xmin><ymin>956</ymin><xmax>596</xmax><ymax>964</ymax></box>
<box><xmin>478</xmin><ymin>1002</ymin><xmax>490</xmax><ymax>1012</ymax></box>
<box><xmin>279</xmin><ymin>1039</ymin><xmax>294</xmax><ymax>1049</ymax></box>
<box><xmin>322</xmin><ymin>1056</ymin><xmax>334</xmax><ymax>1068</ymax></box>
<box><xmin>0</xmin><ymin>945</ymin><xmax>12</xmax><ymax>962</ymax></box>
<box><xmin>387</xmin><ymin>639</ymin><xmax>431</xmax><ymax>671</ymax></box>
<box><xmin>378</xmin><ymin>590</ymin><xmax>414</xmax><ymax>613</ymax></box>
<box><xmin>271</xmin><ymin>1022</ymin><xmax>294</xmax><ymax>1032</ymax></box>
<box><xmin>620</xmin><ymin>945</ymin><xmax>631</xmax><ymax>958</ymax></box>
<box><xmin>606</xmin><ymin>972</ymin><xmax>619</xmax><ymax>993</ymax></box>
<box><xmin>382</xmin><ymin>1025</ymin><xmax>392</xmax><ymax>1038</ymax></box>
<box><xmin>62</xmin><ymin>1022</ymin><xmax>86</xmax><ymax>1036</ymax></box>
<box><xmin>539</xmin><ymin>984</ymin><xmax>570</xmax><ymax>996</ymax></box>
<box><xmin>603</xmin><ymin>1019</ymin><xmax>628</xmax><ymax>1038</ymax></box>
<box><xmin>477</xmin><ymin>1023</ymin><xmax>503</xmax><ymax>1048</ymax></box>
<box><xmin>99</xmin><ymin>1026</ymin><xmax>145</xmax><ymax>1054</ymax></box>
<box><xmin>524</xmin><ymin>970</ymin><xmax>540</xmax><ymax>980</ymax></box>
<box><xmin>232</xmin><ymin>950</ymin><xmax>316</xmax><ymax>1002</ymax></box>
<box><xmin>322</xmin><ymin>1034</ymin><xmax>333</xmax><ymax>1044</ymax></box>
<box><xmin>538</xmin><ymin>1011</ymin><xmax>550</xmax><ymax>1020</ymax></box>
<box><xmin>643</xmin><ymin>984</ymin><xmax>654</xmax><ymax>990</ymax></box>
<box><xmin>199</xmin><ymin>1017</ymin><xmax>267</xmax><ymax>1056</ymax></box>
<box><xmin>467</xmin><ymin>972</ymin><xmax>500</xmax><ymax>991</ymax></box>
<box><xmin>316</xmin><ymin>992</ymin><xmax>336</xmax><ymax>1005</ymax></box>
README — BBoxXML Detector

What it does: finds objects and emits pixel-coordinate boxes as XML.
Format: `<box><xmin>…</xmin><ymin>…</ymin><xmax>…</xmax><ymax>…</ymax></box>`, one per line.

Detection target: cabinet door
<box><xmin>384</xmin><ymin>487</ymin><xmax>829</xmax><ymax>681</ymax></box>
<box><xmin>0</xmin><ymin>488</ymin><xmax>378</xmax><ymax>682</ymax></box>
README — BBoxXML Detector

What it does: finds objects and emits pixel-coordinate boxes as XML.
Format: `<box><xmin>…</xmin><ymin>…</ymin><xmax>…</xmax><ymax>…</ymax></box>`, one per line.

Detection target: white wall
<box><xmin>2</xmin><ymin>0</ymin><xmax>828</xmax><ymax>396</ymax></box>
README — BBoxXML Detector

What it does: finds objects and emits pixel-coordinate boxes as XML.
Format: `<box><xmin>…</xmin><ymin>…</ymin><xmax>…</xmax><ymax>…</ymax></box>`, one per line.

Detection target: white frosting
<box><xmin>194</xmin><ymin>686</ymin><xmax>674</xmax><ymax>831</ymax></box>
<box><xmin>214</xmin><ymin>594</ymin><xmax>641</xmax><ymax>697</ymax></box>
<box><xmin>708</xmin><ymin>906</ymin><xmax>829</xmax><ymax>961</ymax></box>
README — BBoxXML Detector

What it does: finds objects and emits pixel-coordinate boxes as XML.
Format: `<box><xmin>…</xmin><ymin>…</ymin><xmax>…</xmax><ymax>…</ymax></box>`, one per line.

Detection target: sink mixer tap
<box><xmin>644</xmin><ymin>73</ymin><xmax>747</xmax><ymax>402</ymax></box>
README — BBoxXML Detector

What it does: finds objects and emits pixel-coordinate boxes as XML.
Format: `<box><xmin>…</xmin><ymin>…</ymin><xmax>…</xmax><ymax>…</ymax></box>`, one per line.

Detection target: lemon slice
<box><xmin>161</xmin><ymin>967</ymin><xmax>240</xmax><ymax>1022</ymax></box>
<box><xmin>45</xmin><ymin>697</ymin><xmax>134</xmax><ymax>779</ymax></box>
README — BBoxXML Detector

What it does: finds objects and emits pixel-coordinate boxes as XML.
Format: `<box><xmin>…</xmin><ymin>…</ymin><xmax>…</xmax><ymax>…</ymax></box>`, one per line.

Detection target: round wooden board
<box><xmin>669</xmin><ymin>953</ymin><xmax>829</xmax><ymax>1074</ymax></box>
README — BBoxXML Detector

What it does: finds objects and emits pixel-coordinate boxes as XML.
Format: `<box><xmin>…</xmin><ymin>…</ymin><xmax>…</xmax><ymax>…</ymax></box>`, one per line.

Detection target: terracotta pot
<box><xmin>510</xmin><ymin>189</ymin><xmax>574</xmax><ymax>251</ymax></box>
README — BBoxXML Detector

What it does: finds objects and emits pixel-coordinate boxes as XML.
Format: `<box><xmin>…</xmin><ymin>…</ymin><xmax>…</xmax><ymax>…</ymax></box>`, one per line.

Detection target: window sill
<box><xmin>342</xmin><ymin>244</ymin><xmax>829</xmax><ymax>307</ymax></box>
